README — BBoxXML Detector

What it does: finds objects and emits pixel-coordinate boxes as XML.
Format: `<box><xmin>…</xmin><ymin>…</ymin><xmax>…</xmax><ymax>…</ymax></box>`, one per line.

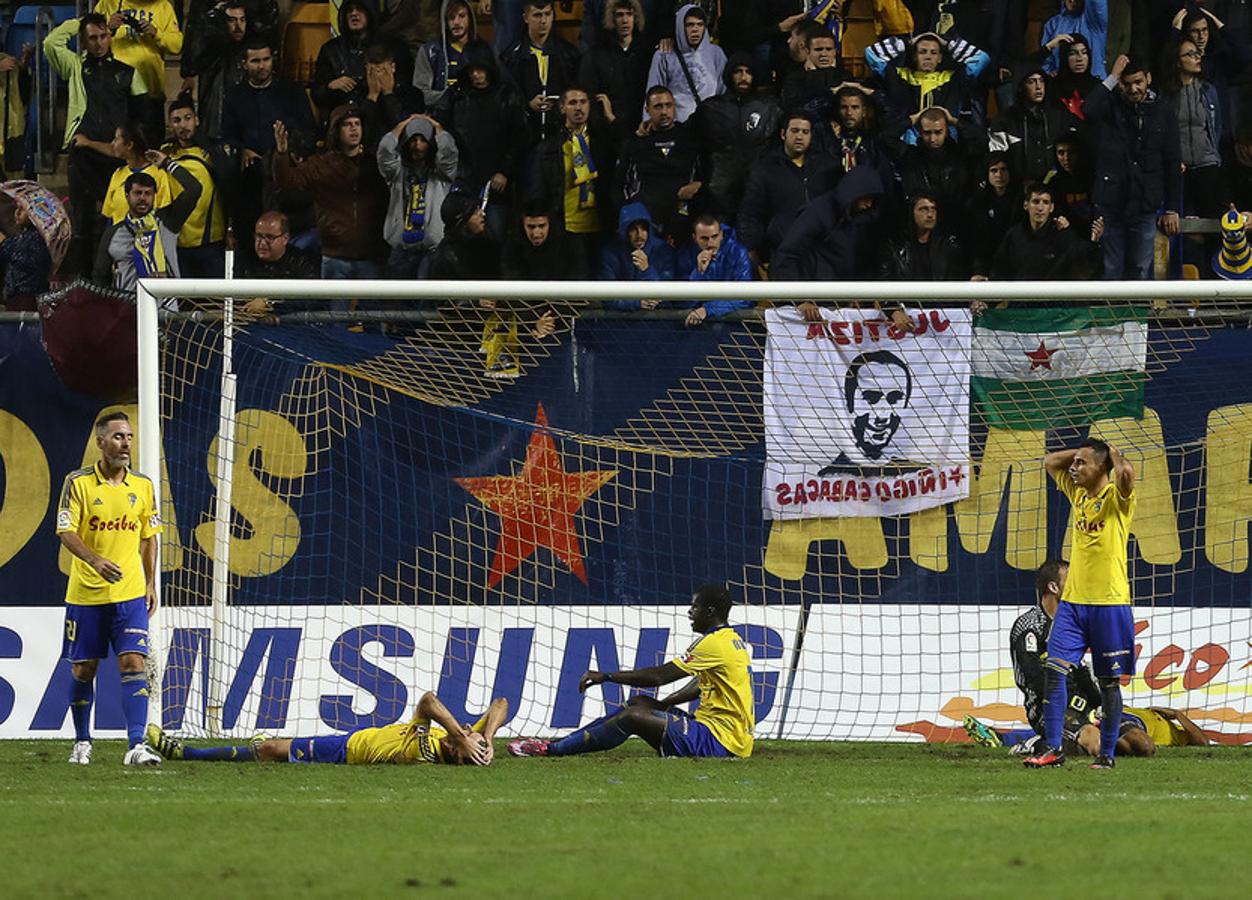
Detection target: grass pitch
<box><xmin>2</xmin><ymin>740</ymin><xmax>1246</xmax><ymax>899</ymax></box>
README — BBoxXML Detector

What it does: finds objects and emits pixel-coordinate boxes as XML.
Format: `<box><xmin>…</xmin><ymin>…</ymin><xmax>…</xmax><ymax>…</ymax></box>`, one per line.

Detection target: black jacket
<box><xmin>737</xmin><ymin>146</ymin><xmax>840</xmax><ymax>258</ymax></box>
<box><xmin>526</xmin><ymin>121</ymin><xmax>616</xmax><ymax>232</ymax></box>
<box><xmin>181</xmin><ymin>2</ymin><xmax>249</xmax><ymax>141</ymax></box>
<box><xmin>500</xmin><ymin>34</ymin><xmax>583</xmax><ymax>142</ymax></box>
<box><xmin>312</xmin><ymin>2</ymin><xmax>413</xmax><ymax>119</ymax></box>
<box><xmin>615</xmin><ymin>121</ymin><xmax>702</xmax><ymax>238</ymax></box>
<box><xmin>79</xmin><ymin>54</ymin><xmax>145</xmax><ymax>143</ymax></box>
<box><xmin>879</xmin><ymin>231</ymin><xmax>970</xmax><ymax>280</ymax></box>
<box><xmin>990</xmin><ymin>219</ymin><xmax>1101</xmax><ymax>280</ymax></box>
<box><xmin>502</xmin><ymin>230</ymin><xmax>588</xmax><ymax>279</ymax></box>
<box><xmin>1084</xmin><ymin>82</ymin><xmax>1183</xmax><ymax>216</ymax></box>
<box><xmin>235</xmin><ymin>244</ymin><xmax>322</xmax><ymax>312</ymax></box>
<box><xmin>445</xmin><ymin>59</ymin><xmax>529</xmax><ymax>189</ymax></box>
<box><xmin>693</xmin><ymin>53</ymin><xmax>783</xmax><ymax>219</ymax></box>
<box><xmin>577</xmin><ymin>33</ymin><xmax>652</xmax><ymax>138</ymax></box>
<box><xmin>989</xmin><ymin>101</ymin><xmax>1076</xmax><ymax>184</ymax></box>
<box><xmin>772</xmin><ymin>165</ymin><xmax>888</xmax><ymax>280</ymax></box>
<box><xmin>897</xmin><ymin>140</ymin><xmax>976</xmax><ymax>220</ymax></box>
<box><xmin>222</xmin><ymin>77</ymin><xmax>317</xmax><ymax>155</ymax></box>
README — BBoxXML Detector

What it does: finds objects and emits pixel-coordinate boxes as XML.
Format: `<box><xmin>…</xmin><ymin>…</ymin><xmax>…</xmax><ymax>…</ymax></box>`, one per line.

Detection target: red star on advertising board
<box><xmin>1025</xmin><ymin>340</ymin><xmax>1058</xmax><ymax>371</ymax></box>
<box><xmin>455</xmin><ymin>403</ymin><xmax>617</xmax><ymax>588</ymax></box>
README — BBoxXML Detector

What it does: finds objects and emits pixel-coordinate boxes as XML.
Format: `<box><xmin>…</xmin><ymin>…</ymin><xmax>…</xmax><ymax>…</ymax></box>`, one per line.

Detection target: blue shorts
<box><xmin>1048</xmin><ymin>601</ymin><xmax>1135</xmax><ymax>679</ymax></box>
<box><xmin>288</xmin><ymin>733</ymin><xmax>351</xmax><ymax>764</ymax></box>
<box><xmin>62</xmin><ymin>597</ymin><xmax>149</xmax><ymax>662</ymax></box>
<box><xmin>659</xmin><ymin>710</ymin><xmax>732</xmax><ymax>758</ymax></box>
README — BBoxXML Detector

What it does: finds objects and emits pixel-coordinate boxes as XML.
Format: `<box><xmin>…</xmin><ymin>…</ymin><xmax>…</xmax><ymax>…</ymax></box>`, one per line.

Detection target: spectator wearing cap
<box><xmin>643</xmin><ymin>4</ymin><xmax>725</xmax><ymax>124</ymax></box>
<box><xmin>272</xmin><ymin>104</ymin><xmax>389</xmax><ymax>281</ymax></box>
<box><xmin>692</xmin><ymin>52</ymin><xmax>782</xmax><ymax>222</ymax></box>
<box><xmin>429</xmin><ymin>189</ymin><xmax>502</xmax><ymax>278</ymax></box>
<box><xmin>378</xmin><ymin>113</ymin><xmax>459</xmax><ymax>278</ymax></box>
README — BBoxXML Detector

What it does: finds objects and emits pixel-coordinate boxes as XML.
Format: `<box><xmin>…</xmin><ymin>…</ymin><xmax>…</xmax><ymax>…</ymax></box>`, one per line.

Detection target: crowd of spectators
<box><xmin>5</xmin><ymin>0</ymin><xmax>1252</xmax><ymax>318</ymax></box>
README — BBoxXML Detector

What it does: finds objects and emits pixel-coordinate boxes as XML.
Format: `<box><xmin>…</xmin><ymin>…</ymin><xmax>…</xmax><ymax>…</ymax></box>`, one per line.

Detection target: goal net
<box><xmin>142</xmin><ymin>280</ymin><xmax>1252</xmax><ymax>745</ymax></box>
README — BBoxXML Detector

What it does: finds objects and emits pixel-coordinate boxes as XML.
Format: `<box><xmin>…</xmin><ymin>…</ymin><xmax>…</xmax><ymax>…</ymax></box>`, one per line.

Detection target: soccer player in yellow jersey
<box><xmin>507</xmin><ymin>583</ymin><xmax>755</xmax><ymax>759</ymax></box>
<box><xmin>1075</xmin><ymin>706</ymin><xmax>1209</xmax><ymax>757</ymax></box>
<box><xmin>145</xmin><ymin>693</ymin><xmax>507</xmax><ymax>766</ymax></box>
<box><xmin>56</xmin><ymin>412</ymin><xmax>162</xmax><ymax>767</ymax></box>
<box><xmin>1026</xmin><ymin>438</ymin><xmax>1136</xmax><ymax>770</ymax></box>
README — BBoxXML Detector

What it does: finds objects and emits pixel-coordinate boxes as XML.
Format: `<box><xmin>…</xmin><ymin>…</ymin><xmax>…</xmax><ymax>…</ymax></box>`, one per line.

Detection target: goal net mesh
<box><xmin>153</xmin><ymin>296</ymin><xmax>1252</xmax><ymax>745</ymax></box>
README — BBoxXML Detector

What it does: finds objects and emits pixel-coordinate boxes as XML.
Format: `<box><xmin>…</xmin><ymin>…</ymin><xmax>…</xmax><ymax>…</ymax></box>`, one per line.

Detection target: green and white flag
<box><xmin>972</xmin><ymin>306</ymin><xmax>1148</xmax><ymax>430</ymax></box>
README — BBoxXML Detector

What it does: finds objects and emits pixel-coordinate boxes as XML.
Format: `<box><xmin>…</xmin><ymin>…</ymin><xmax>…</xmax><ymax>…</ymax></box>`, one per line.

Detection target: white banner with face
<box><xmin>763</xmin><ymin>306</ymin><xmax>973</xmax><ymax>519</ymax></box>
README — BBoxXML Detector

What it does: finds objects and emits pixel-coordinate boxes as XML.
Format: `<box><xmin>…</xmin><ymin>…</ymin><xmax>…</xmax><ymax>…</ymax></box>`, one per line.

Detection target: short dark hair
<box><xmin>1023</xmin><ymin>181</ymin><xmax>1054</xmax><ymax>202</ymax></box>
<box><xmin>523</xmin><ymin>0</ymin><xmax>553</xmax><ymax>10</ymax></box>
<box><xmin>645</xmin><ymin>84</ymin><xmax>674</xmax><ymax>104</ymax></box>
<box><xmin>243</xmin><ymin>36</ymin><xmax>273</xmax><ymax>56</ymax></box>
<box><xmin>791</xmin><ymin>19</ymin><xmax>825</xmax><ymax>44</ymax></box>
<box><xmin>806</xmin><ymin>29</ymin><xmax>837</xmax><ymax>49</ymax></box>
<box><xmin>520</xmin><ymin>201</ymin><xmax>550</xmax><ymax>220</ymax></box>
<box><xmin>844</xmin><ymin>350</ymin><xmax>911</xmax><ymax>412</ymax></box>
<box><xmin>124</xmin><ymin>171</ymin><xmax>158</xmax><ymax>193</ymax></box>
<box><xmin>917</xmin><ymin>107</ymin><xmax>947</xmax><ymax>128</ymax></box>
<box><xmin>79</xmin><ymin>12</ymin><xmax>109</xmax><ymax>38</ymax></box>
<box><xmin>1034</xmin><ymin>559</ymin><xmax>1068</xmax><ymax>600</ymax></box>
<box><xmin>693</xmin><ymin>583</ymin><xmax>733</xmax><ymax>621</ymax></box>
<box><xmin>1120</xmin><ymin>56</ymin><xmax>1149</xmax><ymax>77</ymax></box>
<box><xmin>168</xmin><ymin>95</ymin><xmax>196</xmax><ymax>118</ymax></box>
<box><xmin>693</xmin><ymin>213</ymin><xmax>721</xmax><ymax>231</ymax></box>
<box><xmin>1079</xmin><ymin>437</ymin><xmax>1113</xmax><ymax>473</ymax></box>
<box><xmin>95</xmin><ymin>411</ymin><xmax>130</xmax><ymax>433</ymax></box>
<box><xmin>561</xmin><ymin>84</ymin><xmax>590</xmax><ymax>101</ymax></box>
<box><xmin>365</xmin><ymin>42</ymin><xmax>394</xmax><ymax>64</ymax></box>
<box><xmin>783</xmin><ymin>110</ymin><xmax>815</xmax><ymax>130</ymax></box>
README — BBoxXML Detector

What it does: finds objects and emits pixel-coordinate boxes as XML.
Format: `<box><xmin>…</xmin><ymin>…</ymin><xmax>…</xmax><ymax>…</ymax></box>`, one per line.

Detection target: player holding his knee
<box><xmin>56</xmin><ymin>412</ymin><xmax>162</xmax><ymax>767</ymax></box>
<box><xmin>507</xmin><ymin>583</ymin><xmax>754</xmax><ymax>760</ymax></box>
<box><xmin>146</xmin><ymin>693</ymin><xmax>508</xmax><ymax>766</ymax></box>
<box><xmin>1025</xmin><ymin>438</ymin><xmax>1136</xmax><ymax>770</ymax></box>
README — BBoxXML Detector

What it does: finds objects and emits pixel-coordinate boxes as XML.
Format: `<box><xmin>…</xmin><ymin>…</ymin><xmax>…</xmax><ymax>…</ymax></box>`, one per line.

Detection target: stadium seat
<box><xmin>282</xmin><ymin>1</ymin><xmax>332</xmax><ymax>85</ymax></box>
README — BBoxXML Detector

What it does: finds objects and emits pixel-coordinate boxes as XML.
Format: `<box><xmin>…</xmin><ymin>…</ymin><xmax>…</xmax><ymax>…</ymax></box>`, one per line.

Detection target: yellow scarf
<box><xmin>568</xmin><ymin>129</ymin><xmax>597</xmax><ymax>208</ymax></box>
<box><xmin>0</xmin><ymin>57</ymin><xmax>25</xmax><ymax>172</ymax></box>
<box><xmin>529</xmin><ymin>44</ymin><xmax>549</xmax><ymax>87</ymax></box>
<box><xmin>127</xmin><ymin>213</ymin><xmax>169</xmax><ymax>277</ymax></box>
<box><xmin>480</xmin><ymin>311</ymin><xmax>520</xmax><ymax>378</ymax></box>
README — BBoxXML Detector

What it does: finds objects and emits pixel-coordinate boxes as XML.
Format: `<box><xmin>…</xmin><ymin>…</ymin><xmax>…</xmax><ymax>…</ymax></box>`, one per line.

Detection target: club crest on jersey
<box><xmin>92</xmin><ymin>498</ymin><xmax>104</xmax><ymax>506</ymax></box>
<box><xmin>128</xmin><ymin>493</ymin><xmax>138</xmax><ymax>508</ymax></box>
<box><xmin>1093</xmin><ymin>500</ymin><xmax>1103</xmax><ymax>513</ymax></box>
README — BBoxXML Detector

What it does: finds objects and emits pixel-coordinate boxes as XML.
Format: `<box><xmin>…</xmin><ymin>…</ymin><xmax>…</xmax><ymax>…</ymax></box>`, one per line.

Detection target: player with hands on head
<box><xmin>1025</xmin><ymin>438</ymin><xmax>1136</xmax><ymax>770</ymax></box>
<box><xmin>508</xmin><ymin>583</ymin><xmax>755</xmax><ymax>759</ymax></box>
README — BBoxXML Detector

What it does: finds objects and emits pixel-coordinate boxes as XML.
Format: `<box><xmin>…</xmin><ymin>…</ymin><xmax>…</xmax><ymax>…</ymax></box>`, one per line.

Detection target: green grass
<box><xmin>2</xmin><ymin>740</ymin><xmax>1247</xmax><ymax>899</ymax></box>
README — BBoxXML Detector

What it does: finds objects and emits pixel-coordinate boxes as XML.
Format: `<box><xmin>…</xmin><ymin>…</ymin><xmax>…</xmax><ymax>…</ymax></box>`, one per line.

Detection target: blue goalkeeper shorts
<box><xmin>659</xmin><ymin>710</ymin><xmax>732</xmax><ymax>758</ymax></box>
<box><xmin>1048</xmin><ymin>601</ymin><xmax>1135</xmax><ymax>679</ymax></box>
<box><xmin>62</xmin><ymin>597</ymin><xmax>149</xmax><ymax>662</ymax></box>
<box><xmin>288</xmin><ymin>733</ymin><xmax>351</xmax><ymax>764</ymax></box>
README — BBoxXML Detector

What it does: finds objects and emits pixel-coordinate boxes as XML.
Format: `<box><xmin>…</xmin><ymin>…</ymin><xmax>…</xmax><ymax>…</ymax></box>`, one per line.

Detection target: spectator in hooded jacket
<box><xmin>1041</xmin><ymin>0</ymin><xmax>1109</xmax><ymax>77</ymax></box>
<box><xmin>772</xmin><ymin>165</ymin><xmax>888</xmax><ymax>281</ymax></box>
<box><xmin>446</xmin><ymin>58</ymin><xmax>529</xmax><ymax>236</ymax></box>
<box><xmin>967</xmin><ymin>151</ymin><xmax>1022</xmax><ymax>276</ymax></box>
<box><xmin>429</xmin><ymin>188</ymin><xmax>502</xmax><ymax>277</ymax></box>
<box><xmin>737</xmin><ymin>111</ymin><xmax>839</xmax><ymax>265</ymax></box>
<box><xmin>879</xmin><ymin>192</ymin><xmax>970</xmax><ymax>280</ymax></box>
<box><xmin>693</xmin><ymin>51</ymin><xmax>782</xmax><ymax>221</ymax></box>
<box><xmin>643</xmin><ymin>4</ymin><xmax>726</xmax><ymax>124</ymax></box>
<box><xmin>578</xmin><ymin>0</ymin><xmax>652</xmax><ymax>142</ymax></box>
<box><xmin>273</xmin><ymin>105</ymin><xmax>389</xmax><ymax>280</ymax></box>
<box><xmin>313</xmin><ymin>1</ymin><xmax>413</xmax><ymax>122</ymax></box>
<box><xmin>598</xmin><ymin>201</ymin><xmax>676</xmax><ymax>306</ymax></box>
<box><xmin>378</xmin><ymin>113</ymin><xmax>458</xmax><ymax>277</ymax></box>
<box><xmin>414</xmin><ymin>0</ymin><xmax>495</xmax><ymax>114</ymax></box>
<box><xmin>989</xmin><ymin>68</ymin><xmax>1077</xmax><ymax>183</ymax></box>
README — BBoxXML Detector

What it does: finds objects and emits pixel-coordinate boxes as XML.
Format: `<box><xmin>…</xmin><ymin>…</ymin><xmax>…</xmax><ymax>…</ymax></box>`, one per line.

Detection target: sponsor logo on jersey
<box><xmin>87</xmin><ymin>515</ymin><xmax>139</xmax><ymax>532</ymax></box>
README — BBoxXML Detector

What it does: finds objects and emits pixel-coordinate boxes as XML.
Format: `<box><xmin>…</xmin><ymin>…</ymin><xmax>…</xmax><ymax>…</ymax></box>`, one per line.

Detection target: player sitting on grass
<box><xmin>964</xmin><ymin>559</ymin><xmax>1102</xmax><ymax>755</ymax></box>
<box><xmin>507</xmin><ymin>583</ymin><xmax>754</xmax><ymax>759</ymax></box>
<box><xmin>146</xmin><ymin>692</ymin><xmax>507</xmax><ymax>766</ymax></box>
<box><xmin>1074</xmin><ymin>707</ymin><xmax>1209</xmax><ymax>757</ymax></box>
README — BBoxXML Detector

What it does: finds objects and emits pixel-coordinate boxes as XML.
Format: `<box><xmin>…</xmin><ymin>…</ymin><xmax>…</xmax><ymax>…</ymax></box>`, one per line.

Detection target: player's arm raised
<box><xmin>1043</xmin><ymin>448</ymin><xmax>1078</xmax><ymax>480</ymax></box>
<box><xmin>1107</xmin><ymin>444</ymin><xmax>1135</xmax><ymax>499</ymax></box>
<box><xmin>579</xmin><ymin>661</ymin><xmax>687</xmax><ymax>693</ymax></box>
<box><xmin>416</xmin><ymin>690</ymin><xmax>489</xmax><ymax>764</ymax></box>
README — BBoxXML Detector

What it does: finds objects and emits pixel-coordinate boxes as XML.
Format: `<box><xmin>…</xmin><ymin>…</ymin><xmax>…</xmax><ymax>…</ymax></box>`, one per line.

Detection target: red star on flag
<box><xmin>1025</xmin><ymin>340</ymin><xmax>1058</xmax><ymax>371</ymax></box>
<box><xmin>455</xmin><ymin>403</ymin><xmax>617</xmax><ymax>588</ymax></box>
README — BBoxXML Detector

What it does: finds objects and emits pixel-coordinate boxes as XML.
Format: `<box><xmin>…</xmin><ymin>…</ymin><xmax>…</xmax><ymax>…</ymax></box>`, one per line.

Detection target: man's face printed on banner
<box><xmin>846</xmin><ymin>354</ymin><xmax>912</xmax><ymax>460</ymax></box>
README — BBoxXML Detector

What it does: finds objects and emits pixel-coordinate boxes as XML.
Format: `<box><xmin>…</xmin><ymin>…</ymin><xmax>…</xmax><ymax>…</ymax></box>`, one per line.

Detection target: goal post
<box><xmin>135</xmin><ymin>278</ymin><xmax>1252</xmax><ymax>744</ymax></box>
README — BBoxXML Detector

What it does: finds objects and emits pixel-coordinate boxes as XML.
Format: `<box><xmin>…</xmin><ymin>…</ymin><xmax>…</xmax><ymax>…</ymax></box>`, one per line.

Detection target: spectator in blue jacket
<box><xmin>680</xmin><ymin>214</ymin><xmax>753</xmax><ymax>326</ymax></box>
<box><xmin>599</xmin><ymin>201</ymin><xmax>676</xmax><ymax>310</ymax></box>
<box><xmin>1041</xmin><ymin>0</ymin><xmax>1109</xmax><ymax>78</ymax></box>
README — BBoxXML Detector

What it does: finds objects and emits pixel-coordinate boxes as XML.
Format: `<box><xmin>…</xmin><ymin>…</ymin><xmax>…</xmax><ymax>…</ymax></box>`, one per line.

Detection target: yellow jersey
<box><xmin>345</xmin><ymin>716</ymin><xmax>449</xmax><ymax>765</ymax></box>
<box><xmin>56</xmin><ymin>463</ymin><xmax>159</xmax><ymax>605</ymax></box>
<box><xmin>102</xmin><ymin>163</ymin><xmax>174</xmax><ymax>224</ymax></box>
<box><xmin>1124</xmin><ymin>707</ymin><xmax>1189</xmax><ymax>748</ymax></box>
<box><xmin>562</xmin><ymin>131</ymin><xmax>598</xmax><ymax>235</ymax></box>
<box><xmin>163</xmin><ymin>143</ymin><xmax>227</xmax><ymax>247</ymax></box>
<box><xmin>92</xmin><ymin>0</ymin><xmax>184</xmax><ymax>97</ymax></box>
<box><xmin>672</xmin><ymin>626</ymin><xmax>755</xmax><ymax>758</ymax></box>
<box><xmin>1053</xmin><ymin>471</ymin><xmax>1135</xmax><ymax>605</ymax></box>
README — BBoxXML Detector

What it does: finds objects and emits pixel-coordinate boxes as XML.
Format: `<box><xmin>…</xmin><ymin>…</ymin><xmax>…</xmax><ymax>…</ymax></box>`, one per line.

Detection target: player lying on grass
<box><xmin>963</xmin><ymin>559</ymin><xmax>1102</xmax><ymax>755</ymax></box>
<box><xmin>508</xmin><ymin>583</ymin><xmax>754</xmax><ymax>759</ymax></box>
<box><xmin>146</xmin><ymin>692</ymin><xmax>508</xmax><ymax>766</ymax></box>
<box><xmin>1074</xmin><ymin>707</ymin><xmax>1209</xmax><ymax>757</ymax></box>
